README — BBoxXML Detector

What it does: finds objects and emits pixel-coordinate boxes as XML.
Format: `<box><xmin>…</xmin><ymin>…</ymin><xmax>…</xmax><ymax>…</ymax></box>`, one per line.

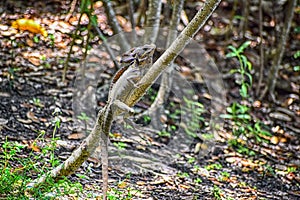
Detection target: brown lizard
<box><xmin>99</xmin><ymin>44</ymin><xmax>156</xmax><ymax>199</ymax></box>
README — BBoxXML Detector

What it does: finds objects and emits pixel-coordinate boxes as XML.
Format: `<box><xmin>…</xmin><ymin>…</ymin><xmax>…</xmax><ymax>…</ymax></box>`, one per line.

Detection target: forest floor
<box><xmin>0</xmin><ymin>1</ymin><xmax>299</xmax><ymax>199</ymax></box>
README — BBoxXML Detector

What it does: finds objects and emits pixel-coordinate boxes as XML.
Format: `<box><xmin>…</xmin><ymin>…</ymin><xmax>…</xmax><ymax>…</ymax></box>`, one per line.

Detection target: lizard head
<box><xmin>120</xmin><ymin>44</ymin><xmax>156</xmax><ymax>67</ymax></box>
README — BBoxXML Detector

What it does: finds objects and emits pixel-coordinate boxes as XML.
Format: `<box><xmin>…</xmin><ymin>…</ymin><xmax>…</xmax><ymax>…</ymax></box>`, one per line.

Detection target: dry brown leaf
<box><xmin>26</xmin><ymin>39</ymin><xmax>34</xmax><ymax>47</ymax></box>
<box><xmin>178</xmin><ymin>184</ymin><xmax>190</xmax><ymax>190</ymax></box>
<box><xmin>270</xmin><ymin>136</ymin><xmax>279</xmax><ymax>144</ymax></box>
<box><xmin>118</xmin><ymin>181</ymin><xmax>128</xmax><ymax>189</ymax></box>
<box><xmin>26</xmin><ymin>111</ymin><xmax>39</xmax><ymax>123</ymax></box>
<box><xmin>27</xmin><ymin>57</ymin><xmax>41</xmax><ymax>66</ymax></box>
<box><xmin>68</xmin><ymin>132</ymin><xmax>86</xmax><ymax>140</ymax></box>
<box><xmin>226</xmin><ymin>156</ymin><xmax>239</xmax><ymax>163</ymax></box>
<box><xmin>17</xmin><ymin>118</ymin><xmax>32</xmax><ymax>124</ymax></box>
<box><xmin>253</xmin><ymin>100</ymin><xmax>261</xmax><ymax>108</ymax></box>
<box><xmin>28</xmin><ymin>142</ymin><xmax>40</xmax><ymax>152</ymax></box>
<box><xmin>279</xmin><ymin>137</ymin><xmax>287</xmax><ymax>143</ymax></box>
<box><xmin>136</xmin><ymin>181</ymin><xmax>146</xmax><ymax>186</ymax></box>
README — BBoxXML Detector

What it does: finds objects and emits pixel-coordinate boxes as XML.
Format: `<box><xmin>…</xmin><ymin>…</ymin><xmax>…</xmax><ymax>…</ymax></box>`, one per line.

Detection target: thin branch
<box><xmin>145</xmin><ymin>0</ymin><xmax>184</xmax><ymax>123</ymax></box>
<box><xmin>102</xmin><ymin>0</ymin><xmax>130</xmax><ymax>51</ymax></box>
<box><xmin>143</xmin><ymin>0</ymin><xmax>162</xmax><ymax>44</ymax></box>
<box><xmin>65</xmin><ymin>0</ymin><xmax>78</xmax><ymax>22</ymax></box>
<box><xmin>93</xmin><ymin>25</ymin><xmax>120</xmax><ymax>68</ymax></box>
<box><xmin>241</xmin><ymin>0</ymin><xmax>249</xmax><ymax>38</ymax></box>
<box><xmin>136</xmin><ymin>0</ymin><xmax>147</xmax><ymax>26</ymax></box>
<box><xmin>256</xmin><ymin>0</ymin><xmax>264</xmax><ymax>96</ymax></box>
<box><xmin>62</xmin><ymin>7</ymin><xmax>85</xmax><ymax>82</ymax></box>
<box><xmin>127</xmin><ymin>0</ymin><xmax>137</xmax><ymax>45</ymax></box>
<box><xmin>262</xmin><ymin>0</ymin><xmax>296</xmax><ymax>102</ymax></box>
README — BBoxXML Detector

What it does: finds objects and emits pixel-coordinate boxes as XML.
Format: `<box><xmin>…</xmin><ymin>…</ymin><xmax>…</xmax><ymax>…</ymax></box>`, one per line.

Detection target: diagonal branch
<box><xmin>27</xmin><ymin>0</ymin><xmax>221</xmax><ymax>197</ymax></box>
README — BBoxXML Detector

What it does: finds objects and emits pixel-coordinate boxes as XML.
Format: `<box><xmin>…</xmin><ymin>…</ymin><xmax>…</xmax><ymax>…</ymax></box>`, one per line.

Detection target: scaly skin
<box><xmin>100</xmin><ymin>44</ymin><xmax>155</xmax><ymax>199</ymax></box>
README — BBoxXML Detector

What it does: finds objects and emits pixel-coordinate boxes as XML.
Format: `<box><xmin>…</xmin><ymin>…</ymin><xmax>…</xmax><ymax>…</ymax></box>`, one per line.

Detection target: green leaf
<box><xmin>194</xmin><ymin>101</ymin><xmax>204</xmax><ymax>108</ymax></box>
<box><xmin>256</xmin><ymin>135</ymin><xmax>262</xmax><ymax>142</ymax></box>
<box><xmin>240</xmin><ymin>84</ymin><xmax>248</xmax><ymax>98</ymax></box>
<box><xmin>226</xmin><ymin>107</ymin><xmax>233</xmax><ymax>113</ymax></box>
<box><xmin>227</xmin><ymin>45</ymin><xmax>237</xmax><ymax>53</ymax></box>
<box><xmin>247</xmin><ymin>60</ymin><xmax>252</xmax><ymax>71</ymax></box>
<box><xmin>220</xmin><ymin>114</ymin><xmax>234</xmax><ymax>119</ymax></box>
<box><xmin>293</xmin><ymin>50</ymin><xmax>300</xmax><ymax>59</ymax></box>
<box><xmin>293</xmin><ymin>66</ymin><xmax>300</xmax><ymax>71</ymax></box>
<box><xmin>184</xmin><ymin>128</ymin><xmax>197</xmax><ymax>138</ymax></box>
<box><xmin>237</xmin><ymin>103</ymin><xmax>249</xmax><ymax>113</ymax></box>
<box><xmin>229</xmin><ymin>69</ymin><xmax>238</xmax><ymax>74</ymax></box>
<box><xmin>226</xmin><ymin>52</ymin><xmax>236</xmax><ymax>58</ymax></box>
<box><xmin>261</xmin><ymin>130</ymin><xmax>272</xmax><ymax>136</ymax></box>
<box><xmin>247</xmin><ymin>125</ymin><xmax>254</xmax><ymax>132</ymax></box>
<box><xmin>238</xmin><ymin>41</ymin><xmax>251</xmax><ymax>53</ymax></box>
<box><xmin>254</xmin><ymin>122</ymin><xmax>261</xmax><ymax>130</ymax></box>
<box><xmin>237</xmin><ymin>114</ymin><xmax>251</xmax><ymax>120</ymax></box>
<box><xmin>33</xmin><ymin>36</ymin><xmax>39</xmax><ymax>43</ymax></box>
<box><xmin>233</xmin><ymin>15</ymin><xmax>244</xmax><ymax>20</ymax></box>
<box><xmin>90</xmin><ymin>15</ymin><xmax>98</xmax><ymax>26</ymax></box>
<box><xmin>245</xmin><ymin>72</ymin><xmax>253</xmax><ymax>86</ymax></box>
<box><xmin>80</xmin><ymin>0</ymin><xmax>87</xmax><ymax>11</ymax></box>
<box><xmin>249</xmin><ymin>150</ymin><xmax>256</xmax><ymax>156</ymax></box>
<box><xmin>240</xmin><ymin>55</ymin><xmax>248</xmax><ymax>69</ymax></box>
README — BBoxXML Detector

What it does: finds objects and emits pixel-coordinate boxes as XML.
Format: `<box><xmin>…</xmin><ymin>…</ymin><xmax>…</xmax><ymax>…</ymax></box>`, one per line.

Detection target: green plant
<box><xmin>177</xmin><ymin>171</ymin><xmax>190</xmax><ymax>178</ymax></box>
<box><xmin>142</xmin><ymin>115</ymin><xmax>151</xmax><ymax>124</ymax></box>
<box><xmin>194</xmin><ymin>177</ymin><xmax>202</xmax><ymax>184</ymax></box>
<box><xmin>188</xmin><ymin>157</ymin><xmax>196</xmax><ymax>164</ymax></box>
<box><xmin>157</xmin><ymin>130</ymin><xmax>171</xmax><ymax>137</ymax></box>
<box><xmin>221</xmin><ymin>102</ymin><xmax>251</xmax><ymax>122</ymax></box>
<box><xmin>182</xmin><ymin>96</ymin><xmax>205</xmax><ymax>138</ymax></box>
<box><xmin>287</xmin><ymin>166</ymin><xmax>297</xmax><ymax>173</ymax></box>
<box><xmin>145</xmin><ymin>87</ymin><xmax>158</xmax><ymax>102</ymax></box>
<box><xmin>106</xmin><ymin>174</ymin><xmax>139</xmax><ymax>200</ymax></box>
<box><xmin>227</xmin><ymin>41</ymin><xmax>252</xmax><ymax>98</ymax></box>
<box><xmin>262</xmin><ymin>164</ymin><xmax>276</xmax><ymax>177</ymax></box>
<box><xmin>49</xmin><ymin>33</ymin><xmax>55</xmax><ymax>47</ymax></box>
<box><xmin>247</xmin><ymin>121</ymin><xmax>272</xmax><ymax>142</ymax></box>
<box><xmin>221</xmin><ymin>45</ymin><xmax>272</xmax><ymax>149</ymax></box>
<box><xmin>228</xmin><ymin>139</ymin><xmax>256</xmax><ymax>156</ymax></box>
<box><xmin>77</xmin><ymin>112</ymin><xmax>90</xmax><ymax>134</ymax></box>
<box><xmin>52</xmin><ymin>108</ymin><xmax>62</xmax><ymax>138</ymax></box>
<box><xmin>212</xmin><ymin>185</ymin><xmax>223</xmax><ymax>200</ymax></box>
<box><xmin>113</xmin><ymin>142</ymin><xmax>127</xmax><ymax>150</ymax></box>
<box><xmin>168</xmin><ymin>108</ymin><xmax>181</xmax><ymax>121</ymax></box>
<box><xmin>219</xmin><ymin>171</ymin><xmax>230</xmax><ymax>181</ymax></box>
<box><xmin>31</xmin><ymin>97</ymin><xmax>44</xmax><ymax>108</ymax></box>
<box><xmin>0</xmin><ymin>137</ymin><xmax>83</xmax><ymax>199</ymax></box>
<box><xmin>205</xmin><ymin>163</ymin><xmax>222</xmax><ymax>171</ymax></box>
<box><xmin>33</xmin><ymin>35</ymin><xmax>39</xmax><ymax>43</ymax></box>
<box><xmin>293</xmin><ymin>50</ymin><xmax>300</xmax><ymax>71</ymax></box>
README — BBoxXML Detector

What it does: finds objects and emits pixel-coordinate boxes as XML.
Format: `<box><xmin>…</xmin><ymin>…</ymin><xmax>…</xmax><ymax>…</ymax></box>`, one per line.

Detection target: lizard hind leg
<box><xmin>113</xmin><ymin>100</ymin><xmax>139</xmax><ymax>130</ymax></box>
